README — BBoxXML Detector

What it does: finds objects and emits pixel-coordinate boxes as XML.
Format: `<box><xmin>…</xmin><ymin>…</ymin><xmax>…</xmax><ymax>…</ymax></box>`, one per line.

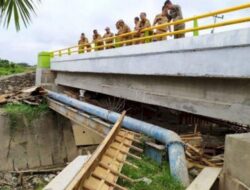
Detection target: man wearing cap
<box><xmin>92</xmin><ymin>29</ymin><xmax>104</xmax><ymax>51</ymax></box>
<box><xmin>164</xmin><ymin>0</ymin><xmax>185</xmax><ymax>39</ymax></box>
<box><xmin>116</xmin><ymin>20</ymin><xmax>132</xmax><ymax>46</ymax></box>
<box><xmin>103</xmin><ymin>27</ymin><xmax>114</xmax><ymax>49</ymax></box>
<box><xmin>78</xmin><ymin>33</ymin><xmax>90</xmax><ymax>53</ymax></box>
<box><xmin>153</xmin><ymin>7</ymin><xmax>172</xmax><ymax>41</ymax></box>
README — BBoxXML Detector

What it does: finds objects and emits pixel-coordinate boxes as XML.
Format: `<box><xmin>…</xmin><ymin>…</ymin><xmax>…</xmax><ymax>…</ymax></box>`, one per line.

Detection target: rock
<box><xmin>48</xmin><ymin>174</ymin><xmax>56</xmax><ymax>181</ymax></box>
<box><xmin>8</xmin><ymin>85</ymin><xmax>14</xmax><ymax>91</ymax></box>
<box><xmin>43</xmin><ymin>176</ymin><xmax>50</xmax><ymax>182</ymax></box>
<box><xmin>4</xmin><ymin>173</ymin><xmax>13</xmax><ymax>182</ymax></box>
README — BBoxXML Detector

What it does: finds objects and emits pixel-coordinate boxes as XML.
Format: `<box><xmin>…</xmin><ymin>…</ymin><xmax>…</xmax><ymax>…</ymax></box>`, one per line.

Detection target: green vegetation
<box><xmin>118</xmin><ymin>156</ymin><xmax>184</xmax><ymax>190</ymax></box>
<box><xmin>3</xmin><ymin>103</ymin><xmax>49</xmax><ymax>132</ymax></box>
<box><xmin>0</xmin><ymin>59</ymin><xmax>34</xmax><ymax>76</ymax></box>
<box><xmin>0</xmin><ymin>187</ymin><xmax>11</xmax><ymax>190</ymax></box>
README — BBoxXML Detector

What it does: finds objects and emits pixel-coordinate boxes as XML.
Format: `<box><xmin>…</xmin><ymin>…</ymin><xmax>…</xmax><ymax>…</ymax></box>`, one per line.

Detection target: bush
<box><xmin>0</xmin><ymin>58</ymin><xmax>34</xmax><ymax>76</ymax></box>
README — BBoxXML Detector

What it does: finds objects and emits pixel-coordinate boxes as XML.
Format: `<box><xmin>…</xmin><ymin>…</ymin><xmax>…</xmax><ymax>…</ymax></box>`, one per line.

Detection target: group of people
<box><xmin>78</xmin><ymin>0</ymin><xmax>185</xmax><ymax>52</ymax></box>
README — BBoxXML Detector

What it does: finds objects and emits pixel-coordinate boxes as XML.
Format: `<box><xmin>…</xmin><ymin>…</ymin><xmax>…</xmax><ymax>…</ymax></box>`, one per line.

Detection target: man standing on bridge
<box><xmin>78</xmin><ymin>33</ymin><xmax>90</xmax><ymax>53</ymax></box>
<box><xmin>133</xmin><ymin>17</ymin><xmax>141</xmax><ymax>44</ymax></box>
<box><xmin>116</xmin><ymin>20</ymin><xmax>132</xmax><ymax>46</ymax></box>
<box><xmin>137</xmin><ymin>12</ymin><xmax>152</xmax><ymax>43</ymax></box>
<box><xmin>103</xmin><ymin>27</ymin><xmax>114</xmax><ymax>49</ymax></box>
<box><xmin>93</xmin><ymin>29</ymin><xmax>104</xmax><ymax>51</ymax></box>
<box><xmin>153</xmin><ymin>7</ymin><xmax>172</xmax><ymax>41</ymax></box>
<box><xmin>164</xmin><ymin>0</ymin><xmax>185</xmax><ymax>39</ymax></box>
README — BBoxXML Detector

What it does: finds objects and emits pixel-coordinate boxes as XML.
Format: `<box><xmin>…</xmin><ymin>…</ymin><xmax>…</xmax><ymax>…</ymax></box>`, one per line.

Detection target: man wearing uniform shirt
<box><xmin>78</xmin><ymin>33</ymin><xmax>90</xmax><ymax>53</ymax></box>
<box><xmin>116</xmin><ymin>19</ymin><xmax>132</xmax><ymax>46</ymax></box>
<box><xmin>133</xmin><ymin>17</ymin><xmax>141</xmax><ymax>44</ymax></box>
<box><xmin>164</xmin><ymin>0</ymin><xmax>185</xmax><ymax>39</ymax></box>
<box><xmin>153</xmin><ymin>7</ymin><xmax>171</xmax><ymax>41</ymax></box>
<box><xmin>103</xmin><ymin>27</ymin><xmax>114</xmax><ymax>49</ymax></box>
<box><xmin>137</xmin><ymin>12</ymin><xmax>152</xmax><ymax>43</ymax></box>
<box><xmin>92</xmin><ymin>29</ymin><xmax>104</xmax><ymax>51</ymax></box>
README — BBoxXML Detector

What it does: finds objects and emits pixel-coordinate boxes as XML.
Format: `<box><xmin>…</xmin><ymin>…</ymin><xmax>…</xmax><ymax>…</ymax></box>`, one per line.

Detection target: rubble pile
<box><xmin>0</xmin><ymin>171</ymin><xmax>58</xmax><ymax>190</ymax></box>
<box><xmin>181</xmin><ymin>132</ymin><xmax>224</xmax><ymax>178</ymax></box>
<box><xmin>0</xmin><ymin>86</ymin><xmax>46</xmax><ymax>106</ymax></box>
<box><xmin>0</xmin><ymin>72</ymin><xmax>35</xmax><ymax>95</ymax></box>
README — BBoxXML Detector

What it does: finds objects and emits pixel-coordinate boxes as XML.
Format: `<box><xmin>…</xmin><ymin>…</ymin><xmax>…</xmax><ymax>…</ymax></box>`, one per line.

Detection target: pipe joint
<box><xmin>167</xmin><ymin>140</ymin><xmax>185</xmax><ymax>149</ymax></box>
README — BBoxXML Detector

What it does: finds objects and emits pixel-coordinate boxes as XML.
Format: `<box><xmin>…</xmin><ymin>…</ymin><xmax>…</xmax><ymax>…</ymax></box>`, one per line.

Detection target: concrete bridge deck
<box><xmin>50</xmin><ymin>28</ymin><xmax>250</xmax><ymax>126</ymax></box>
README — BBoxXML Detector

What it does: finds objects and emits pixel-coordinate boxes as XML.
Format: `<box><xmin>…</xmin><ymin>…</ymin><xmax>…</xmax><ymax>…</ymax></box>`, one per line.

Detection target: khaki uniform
<box><xmin>117</xmin><ymin>24</ymin><xmax>132</xmax><ymax>46</ymax></box>
<box><xmin>169</xmin><ymin>4</ymin><xmax>185</xmax><ymax>39</ymax></box>
<box><xmin>153</xmin><ymin>14</ymin><xmax>170</xmax><ymax>41</ymax></box>
<box><xmin>103</xmin><ymin>32</ymin><xmax>114</xmax><ymax>49</ymax></box>
<box><xmin>133</xmin><ymin>22</ymin><xmax>141</xmax><ymax>44</ymax></box>
<box><xmin>138</xmin><ymin>19</ymin><xmax>152</xmax><ymax>43</ymax></box>
<box><xmin>78</xmin><ymin>37</ymin><xmax>90</xmax><ymax>53</ymax></box>
<box><xmin>93</xmin><ymin>34</ymin><xmax>104</xmax><ymax>51</ymax></box>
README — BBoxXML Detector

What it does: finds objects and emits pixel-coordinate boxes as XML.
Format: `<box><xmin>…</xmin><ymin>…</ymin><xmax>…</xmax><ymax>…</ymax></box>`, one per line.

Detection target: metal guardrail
<box><xmin>51</xmin><ymin>3</ymin><xmax>250</xmax><ymax>58</ymax></box>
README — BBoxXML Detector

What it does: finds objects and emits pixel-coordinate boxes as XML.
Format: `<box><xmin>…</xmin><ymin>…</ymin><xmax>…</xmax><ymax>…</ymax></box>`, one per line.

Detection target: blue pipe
<box><xmin>47</xmin><ymin>91</ymin><xmax>190</xmax><ymax>187</ymax></box>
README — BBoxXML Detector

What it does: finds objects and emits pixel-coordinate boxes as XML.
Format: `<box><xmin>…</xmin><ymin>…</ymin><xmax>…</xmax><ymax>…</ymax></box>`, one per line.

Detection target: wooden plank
<box><xmin>186</xmin><ymin>167</ymin><xmax>222</xmax><ymax>190</ymax></box>
<box><xmin>72</xmin><ymin>124</ymin><xmax>104</xmax><ymax>146</ymax></box>
<box><xmin>66</xmin><ymin>111</ymin><xmax>126</xmax><ymax>190</ymax></box>
<box><xmin>44</xmin><ymin>155</ymin><xmax>90</xmax><ymax>190</ymax></box>
<box><xmin>186</xmin><ymin>143</ymin><xmax>216</xmax><ymax>167</ymax></box>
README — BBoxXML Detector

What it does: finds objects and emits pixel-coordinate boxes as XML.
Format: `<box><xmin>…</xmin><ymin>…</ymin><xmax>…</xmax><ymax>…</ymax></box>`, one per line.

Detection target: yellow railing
<box><xmin>51</xmin><ymin>3</ymin><xmax>250</xmax><ymax>58</ymax></box>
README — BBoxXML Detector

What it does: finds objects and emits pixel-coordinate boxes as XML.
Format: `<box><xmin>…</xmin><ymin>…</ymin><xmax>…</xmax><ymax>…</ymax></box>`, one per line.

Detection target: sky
<box><xmin>0</xmin><ymin>0</ymin><xmax>249</xmax><ymax>65</ymax></box>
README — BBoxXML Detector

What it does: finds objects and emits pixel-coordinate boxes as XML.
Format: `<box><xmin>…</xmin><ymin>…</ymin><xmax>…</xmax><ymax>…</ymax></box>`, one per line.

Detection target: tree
<box><xmin>0</xmin><ymin>0</ymin><xmax>40</xmax><ymax>31</ymax></box>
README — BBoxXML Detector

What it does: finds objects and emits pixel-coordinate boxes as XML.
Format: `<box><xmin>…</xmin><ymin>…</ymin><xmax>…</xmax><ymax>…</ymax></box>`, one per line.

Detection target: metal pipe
<box><xmin>47</xmin><ymin>91</ymin><xmax>190</xmax><ymax>187</ymax></box>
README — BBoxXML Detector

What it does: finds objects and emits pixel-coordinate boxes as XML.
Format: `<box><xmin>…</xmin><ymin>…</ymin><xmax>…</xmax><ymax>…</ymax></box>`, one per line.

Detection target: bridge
<box><xmin>37</xmin><ymin>3</ymin><xmax>250</xmax><ymax>126</ymax></box>
<box><xmin>36</xmin><ymin>3</ymin><xmax>250</xmax><ymax>189</ymax></box>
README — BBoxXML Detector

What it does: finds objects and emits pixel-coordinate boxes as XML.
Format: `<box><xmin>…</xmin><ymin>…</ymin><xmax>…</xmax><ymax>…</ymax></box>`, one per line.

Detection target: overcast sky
<box><xmin>0</xmin><ymin>0</ymin><xmax>249</xmax><ymax>65</ymax></box>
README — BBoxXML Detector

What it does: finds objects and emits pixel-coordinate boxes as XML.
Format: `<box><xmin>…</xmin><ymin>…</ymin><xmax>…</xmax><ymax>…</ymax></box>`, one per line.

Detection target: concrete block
<box><xmin>223</xmin><ymin>133</ymin><xmax>250</xmax><ymax>187</ymax></box>
<box><xmin>36</xmin><ymin>68</ymin><xmax>55</xmax><ymax>86</ymax></box>
<box><xmin>220</xmin><ymin>174</ymin><xmax>249</xmax><ymax>190</ymax></box>
<box><xmin>220</xmin><ymin>133</ymin><xmax>250</xmax><ymax>190</ymax></box>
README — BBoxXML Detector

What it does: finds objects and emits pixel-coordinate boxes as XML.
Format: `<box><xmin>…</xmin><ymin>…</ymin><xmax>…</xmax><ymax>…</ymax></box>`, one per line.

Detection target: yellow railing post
<box><xmin>115</xmin><ymin>37</ymin><xmax>122</xmax><ymax>48</ymax></box>
<box><xmin>50</xmin><ymin>52</ymin><xmax>54</xmax><ymax>58</ymax></box>
<box><xmin>193</xmin><ymin>19</ymin><xmax>199</xmax><ymax>36</ymax></box>
<box><xmin>59</xmin><ymin>50</ymin><xmax>62</xmax><ymax>57</ymax></box>
<box><xmin>144</xmin><ymin>31</ymin><xmax>150</xmax><ymax>43</ymax></box>
<box><xmin>68</xmin><ymin>48</ymin><xmax>71</xmax><ymax>55</ymax></box>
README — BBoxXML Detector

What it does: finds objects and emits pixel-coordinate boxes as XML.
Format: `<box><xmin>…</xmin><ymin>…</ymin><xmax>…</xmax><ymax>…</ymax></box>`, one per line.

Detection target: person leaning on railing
<box><xmin>137</xmin><ymin>12</ymin><xmax>153</xmax><ymax>43</ymax></box>
<box><xmin>133</xmin><ymin>17</ymin><xmax>141</xmax><ymax>45</ymax></box>
<box><xmin>103</xmin><ymin>27</ymin><xmax>114</xmax><ymax>49</ymax></box>
<box><xmin>92</xmin><ymin>29</ymin><xmax>104</xmax><ymax>51</ymax></box>
<box><xmin>164</xmin><ymin>0</ymin><xmax>185</xmax><ymax>39</ymax></box>
<box><xmin>78</xmin><ymin>33</ymin><xmax>91</xmax><ymax>53</ymax></box>
<box><xmin>116</xmin><ymin>19</ymin><xmax>132</xmax><ymax>46</ymax></box>
<box><xmin>153</xmin><ymin>6</ymin><xmax>172</xmax><ymax>41</ymax></box>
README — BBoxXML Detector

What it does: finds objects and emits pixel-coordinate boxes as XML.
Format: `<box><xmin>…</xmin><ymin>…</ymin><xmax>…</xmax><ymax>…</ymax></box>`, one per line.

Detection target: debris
<box><xmin>10</xmin><ymin>167</ymin><xmax>64</xmax><ymax>175</ymax></box>
<box><xmin>133</xmin><ymin>177</ymin><xmax>152</xmax><ymax>185</ymax></box>
<box><xmin>181</xmin><ymin>132</ymin><xmax>224</xmax><ymax>174</ymax></box>
<box><xmin>0</xmin><ymin>86</ymin><xmax>46</xmax><ymax>106</ymax></box>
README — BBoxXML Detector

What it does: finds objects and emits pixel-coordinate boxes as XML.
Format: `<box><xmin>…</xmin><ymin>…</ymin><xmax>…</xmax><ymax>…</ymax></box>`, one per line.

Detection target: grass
<box><xmin>0</xmin><ymin>59</ymin><xmax>35</xmax><ymax>77</ymax></box>
<box><xmin>118</xmin><ymin>156</ymin><xmax>184</xmax><ymax>190</ymax></box>
<box><xmin>3</xmin><ymin>103</ymin><xmax>49</xmax><ymax>132</ymax></box>
<box><xmin>0</xmin><ymin>65</ymin><xmax>35</xmax><ymax>76</ymax></box>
